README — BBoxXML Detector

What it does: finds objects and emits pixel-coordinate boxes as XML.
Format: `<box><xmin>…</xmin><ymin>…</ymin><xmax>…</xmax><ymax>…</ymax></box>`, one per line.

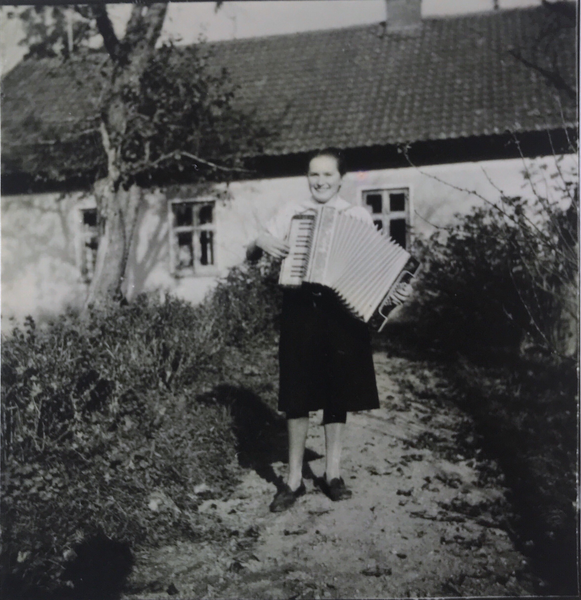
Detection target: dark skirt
<box><xmin>278</xmin><ymin>285</ymin><xmax>380</xmax><ymax>415</ymax></box>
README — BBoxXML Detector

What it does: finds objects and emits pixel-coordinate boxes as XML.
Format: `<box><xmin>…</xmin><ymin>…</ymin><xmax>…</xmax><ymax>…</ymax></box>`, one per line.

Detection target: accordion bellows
<box><xmin>279</xmin><ymin>206</ymin><xmax>418</xmax><ymax>323</ymax></box>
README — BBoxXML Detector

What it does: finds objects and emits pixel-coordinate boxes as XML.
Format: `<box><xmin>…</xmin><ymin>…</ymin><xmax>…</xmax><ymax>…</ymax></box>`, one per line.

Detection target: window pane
<box><xmin>365</xmin><ymin>193</ymin><xmax>383</xmax><ymax>214</ymax></box>
<box><xmin>390</xmin><ymin>218</ymin><xmax>407</xmax><ymax>248</ymax></box>
<box><xmin>373</xmin><ymin>218</ymin><xmax>383</xmax><ymax>232</ymax></box>
<box><xmin>80</xmin><ymin>209</ymin><xmax>98</xmax><ymax>282</ymax></box>
<box><xmin>83</xmin><ymin>209</ymin><xmax>97</xmax><ymax>227</ymax></box>
<box><xmin>390</xmin><ymin>193</ymin><xmax>406</xmax><ymax>212</ymax></box>
<box><xmin>197</xmin><ymin>203</ymin><xmax>214</xmax><ymax>225</ymax></box>
<box><xmin>86</xmin><ymin>235</ymin><xmax>98</xmax><ymax>251</ymax></box>
<box><xmin>177</xmin><ymin>231</ymin><xmax>194</xmax><ymax>268</ymax></box>
<box><xmin>173</xmin><ymin>203</ymin><xmax>193</xmax><ymax>227</ymax></box>
<box><xmin>198</xmin><ymin>231</ymin><xmax>214</xmax><ymax>266</ymax></box>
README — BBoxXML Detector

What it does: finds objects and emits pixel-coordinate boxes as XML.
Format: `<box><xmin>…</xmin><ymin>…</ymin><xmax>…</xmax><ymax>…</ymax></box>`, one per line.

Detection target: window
<box><xmin>362</xmin><ymin>188</ymin><xmax>410</xmax><ymax>249</ymax></box>
<box><xmin>80</xmin><ymin>208</ymin><xmax>99</xmax><ymax>283</ymax></box>
<box><xmin>169</xmin><ymin>199</ymin><xmax>216</xmax><ymax>276</ymax></box>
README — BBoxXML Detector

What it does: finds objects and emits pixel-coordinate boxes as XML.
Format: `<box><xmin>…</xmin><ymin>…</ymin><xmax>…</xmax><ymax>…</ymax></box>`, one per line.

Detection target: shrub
<box><xmin>404</xmin><ymin>186</ymin><xmax>578</xmax><ymax>359</ymax></box>
<box><xmin>1</xmin><ymin>253</ymin><xmax>286</xmax><ymax>598</ymax></box>
<box><xmin>1</xmin><ymin>296</ymin><xmax>240</xmax><ymax>597</ymax></box>
<box><xmin>201</xmin><ymin>255</ymin><xmax>282</xmax><ymax>348</ymax></box>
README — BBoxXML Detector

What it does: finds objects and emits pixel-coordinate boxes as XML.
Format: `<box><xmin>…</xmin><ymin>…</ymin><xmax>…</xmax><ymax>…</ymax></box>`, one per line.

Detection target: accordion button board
<box><xmin>279</xmin><ymin>206</ymin><xmax>419</xmax><ymax>329</ymax></box>
<box><xmin>278</xmin><ymin>213</ymin><xmax>316</xmax><ymax>286</ymax></box>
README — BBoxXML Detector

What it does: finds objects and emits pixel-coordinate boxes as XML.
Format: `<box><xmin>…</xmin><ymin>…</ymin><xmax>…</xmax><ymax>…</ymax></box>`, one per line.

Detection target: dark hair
<box><xmin>307</xmin><ymin>148</ymin><xmax>347</xmax><ymax>176</ymax></box>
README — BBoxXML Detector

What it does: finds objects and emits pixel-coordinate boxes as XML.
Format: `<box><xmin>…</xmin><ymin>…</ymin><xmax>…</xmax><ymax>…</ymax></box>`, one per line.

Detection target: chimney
<box><xmin>385</xmin><ymin>0</ymin><xmax>422</xmax><ymax>30</ymax></box>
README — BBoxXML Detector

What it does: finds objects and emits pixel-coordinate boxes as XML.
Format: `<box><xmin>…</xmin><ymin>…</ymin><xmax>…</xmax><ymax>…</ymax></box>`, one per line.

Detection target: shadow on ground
<box><xmin>197</xmin><ymin>384</ymin><xmax>322</xmax><ymax>491</ymax></box>
<box><xmin>61</xmin><ymin>536</ymin><xmax>134</xmax><ymax>600</ymax></box>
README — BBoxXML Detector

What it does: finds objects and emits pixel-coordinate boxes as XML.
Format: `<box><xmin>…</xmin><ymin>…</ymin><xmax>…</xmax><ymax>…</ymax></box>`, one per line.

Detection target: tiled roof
<box><xmin>1</xmin><ymin>3</ymin><xmax>576</xmax><ymax>181</ymax></box>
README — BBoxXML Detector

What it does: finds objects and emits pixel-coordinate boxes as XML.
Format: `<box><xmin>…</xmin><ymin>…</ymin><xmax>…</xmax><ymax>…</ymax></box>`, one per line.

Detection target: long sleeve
<box><xmin>264</xmin><ymin>203</ymin><xmax>305</xmax><ymax>241</ymax></box>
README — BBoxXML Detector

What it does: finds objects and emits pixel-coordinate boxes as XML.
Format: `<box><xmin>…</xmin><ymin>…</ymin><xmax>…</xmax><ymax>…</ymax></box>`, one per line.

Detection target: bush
<box><xmin>201</xmin><ymin>255</ymin><xmax>282</xmax><ymax>348</ymax></box>
<box><xmin>0</xmin><ymin>251</ymin><xmax>286</xmax><ymax>598</ymax></box>
<box><xmin>404</xmin><ymin>188</ymin><xmax>578</xmax><ymax>359</ymax></box>
<box><xmin>1</xmin><ymin>296</ymin><xmax>240</xmax><ymax>597</ymax></box>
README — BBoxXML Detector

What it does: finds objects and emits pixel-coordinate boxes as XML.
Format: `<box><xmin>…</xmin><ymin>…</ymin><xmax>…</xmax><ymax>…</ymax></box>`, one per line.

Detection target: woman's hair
<box><xmin>307</xmin><ymin>148</ymin><xmax>347</xmax><ymax>176</ymax></box>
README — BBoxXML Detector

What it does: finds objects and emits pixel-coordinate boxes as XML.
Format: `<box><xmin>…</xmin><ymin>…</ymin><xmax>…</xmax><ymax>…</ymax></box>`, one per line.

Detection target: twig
<box><xmin>9</xmin><ymin>127</ymin><xmax>100</xmax><ymax>147</ymax></box>
<box><xmin>554</xmin><ymin>95</ymin><xmax>576</xmax><ymax>153</ymax></box>
<box><xmin>413</xmin><ymin>209</ymin><xmax>453</xmax><ymax>232</ymax></box>
<box><xmin>131</xmin><ymin>150</ymin><xmax>254</xmax><ymax>178</ymax></box>
<box><xmin>402</xmin><ymin>147</ymin><xmax>572</xmax><ymax>265</ymax></box>
<box><xmin>181</xmin><ymin>151</ymin><xmax>253</xmax><ymax>174</ymax></box>
<box><xmin>546</xmin><ymin>129</ymin><xmax>576</xmax><ymax>203</ymax></box>
<box><xmin>507</xmin><ymin>49</ymin><xmax>575</xmax><ymax>101</ymax></box>
<box><xmin>508</xmin><ymin>265</ymin><xmax>558</xmax><ymax>355</ymax></box>
<box><xmin>511</xmin><ymin>132</ymin><xmax>577</xmax><ymax>256</ymax></box>
<box><xmin>91</xmin><ymin>5</ymin><xmax>122</xmax><ymax>63</ymax></box>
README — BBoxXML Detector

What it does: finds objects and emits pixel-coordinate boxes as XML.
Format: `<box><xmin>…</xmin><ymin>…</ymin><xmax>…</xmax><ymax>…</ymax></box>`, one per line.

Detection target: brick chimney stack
<box><xmin>385</xmin><ymin>0</ymin><xmax>422</xmax><ymax>30</ymax></box>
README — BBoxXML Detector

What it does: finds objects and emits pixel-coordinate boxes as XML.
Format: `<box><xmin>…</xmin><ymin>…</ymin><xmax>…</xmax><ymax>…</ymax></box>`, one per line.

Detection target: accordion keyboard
<box><xmin>278</xmin><ymin>213</ymin><xmax>316</xmax><ymax>287</ymax></box>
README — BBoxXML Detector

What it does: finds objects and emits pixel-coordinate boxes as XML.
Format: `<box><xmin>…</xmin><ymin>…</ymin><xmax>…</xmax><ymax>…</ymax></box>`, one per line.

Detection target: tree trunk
<box><xmin>82</xmin><ymin>4</ymin><xmax>168</xmax><ymax>312</ymax></box>
<box><xmin>84</xmin><ymin>179</ymin><xmax>141</xmax><ymax>310</ymax></box>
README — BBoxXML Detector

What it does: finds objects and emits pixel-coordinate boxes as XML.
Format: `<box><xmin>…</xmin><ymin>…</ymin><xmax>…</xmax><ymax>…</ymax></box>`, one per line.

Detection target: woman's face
<box><xmin>307</xmin><ymin>155</ymin><xmax>343</xmax><ymax>203</ymax></box>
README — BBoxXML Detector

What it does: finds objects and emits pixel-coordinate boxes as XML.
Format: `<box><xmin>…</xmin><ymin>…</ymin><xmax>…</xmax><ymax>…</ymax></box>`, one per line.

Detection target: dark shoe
<box><xmin>320</xmin><ymin>475</ymin><xmax>352</xmax><ymax>501</ymax></box>
<box><xmin>269</xmin><ymin>481</ymin><xmax>306</xmax><ymax>513</ymax></box>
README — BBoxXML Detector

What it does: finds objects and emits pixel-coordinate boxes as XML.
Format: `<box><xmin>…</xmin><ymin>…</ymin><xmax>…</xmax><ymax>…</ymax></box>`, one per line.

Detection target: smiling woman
<box><xmin>307</xmin><ymin>154</ymin><xmax>345</xmax><ymax>203</ymax></box>
<box><xmin>247</xmin><ymin>148</ymin><xmax>380</xmax><ymax>512</ymax></box>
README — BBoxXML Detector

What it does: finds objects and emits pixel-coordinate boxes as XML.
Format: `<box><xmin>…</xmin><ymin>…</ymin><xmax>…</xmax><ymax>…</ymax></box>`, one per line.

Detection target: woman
<box><xmin>247</xmin><ymin>149</ymin><xmax>380</xmax><ymax>512</ymax></box>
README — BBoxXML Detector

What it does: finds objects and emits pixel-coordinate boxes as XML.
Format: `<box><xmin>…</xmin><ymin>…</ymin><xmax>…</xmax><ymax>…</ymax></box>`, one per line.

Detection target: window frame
<box><xmin>361</xmin><ymin>187</ymin><xmax>411</xmax><ymax>249</ymax></box>
<box><xmin>168</xmin><ymin>197</ymin><xmax>218</xmax><ymax>277</ymax></box>
<box><xmin>76</xmin><ymin>200</ymin><xmax>99</xmax><ymax>284</ymax></box>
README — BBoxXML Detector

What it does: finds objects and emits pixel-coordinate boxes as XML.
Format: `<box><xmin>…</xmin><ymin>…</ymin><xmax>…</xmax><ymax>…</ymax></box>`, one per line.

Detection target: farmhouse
<box><xmin>1</xmin><ymin>1</ymin><xmax>577</xmax><ymax>325</ymax></box>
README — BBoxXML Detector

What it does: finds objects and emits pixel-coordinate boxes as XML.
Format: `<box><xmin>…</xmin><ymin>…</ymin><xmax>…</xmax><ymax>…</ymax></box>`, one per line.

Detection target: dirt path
<box><xmin>125</xmin><ymin>353</ymin><xmax>536</xmax><ymax>598</ymax></box>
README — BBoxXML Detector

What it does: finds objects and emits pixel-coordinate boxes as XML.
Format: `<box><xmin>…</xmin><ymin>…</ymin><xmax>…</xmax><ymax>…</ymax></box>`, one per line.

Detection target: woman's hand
<box><xmin>256</xmin><ymin>233</ymin><xmax>290</xmax><ymax>259</ymax></box>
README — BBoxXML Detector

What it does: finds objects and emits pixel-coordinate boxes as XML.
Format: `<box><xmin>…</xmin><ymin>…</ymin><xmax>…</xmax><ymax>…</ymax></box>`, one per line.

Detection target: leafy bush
<box><xmin>1</xmin><ymin>296</ymin><xmax>240</xmax><ymax>597</ymax></box>
<box><xmin>201</xmin><ymin>256</ymin><xmax>282</xmax><ymax>348</ymax></box>
<box><xmin>404</xmin><ymin>184</ymin><xmax>578</xmax><ymax>359</ymax></box>
<box><xmin>1</xmin><ymin>253</ymin><xmax>285</xmax><ymax>597</ymax></box>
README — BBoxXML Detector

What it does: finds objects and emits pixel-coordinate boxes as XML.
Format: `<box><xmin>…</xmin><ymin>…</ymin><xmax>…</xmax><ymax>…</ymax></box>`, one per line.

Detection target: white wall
<box><xmin>1</xmin><ymin>191</ymin><xmax>90</xmax><ymax>328</ymax></box>
<box><xmin>2</xmin><ymin>153</ymin><xmax>576</xmax><ymax>329</ymax></box>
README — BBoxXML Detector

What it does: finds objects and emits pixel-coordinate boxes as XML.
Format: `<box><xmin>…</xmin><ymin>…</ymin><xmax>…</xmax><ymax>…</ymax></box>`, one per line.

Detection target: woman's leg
<box><xmin>287</xmin><ymin>416</ymin><xmax>309</xmax><ymax>490</ymax></box>
<box><xmin>321</xmin><ymin>409</ymin><xmax>351</xmax><ymax>500</ymax></box>
<box><xmin>324</xmin><ymin>421</ymin><xmax>344</xmax><ymax>481</ymax></box>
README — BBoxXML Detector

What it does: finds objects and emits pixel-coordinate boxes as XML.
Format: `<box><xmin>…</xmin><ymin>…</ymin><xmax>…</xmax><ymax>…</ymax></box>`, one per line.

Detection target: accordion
<box><xmin>279</xmin><ymin>206</ymin><xmax>419</xmax><ymax>329</ymax></box>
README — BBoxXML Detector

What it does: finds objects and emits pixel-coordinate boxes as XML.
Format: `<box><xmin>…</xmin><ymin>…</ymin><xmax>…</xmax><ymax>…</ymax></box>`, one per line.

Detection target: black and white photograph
<box><xmin>0</xmin><ymin>1</ymin><xmax>578</xmax><ymax>598</ymax></box>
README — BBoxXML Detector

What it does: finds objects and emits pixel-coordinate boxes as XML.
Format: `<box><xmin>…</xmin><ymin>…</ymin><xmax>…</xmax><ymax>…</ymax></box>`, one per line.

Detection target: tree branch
<box><xmin>180</xmin><ymin>151</ymin><xmax>253</xmax><ymax>174</ymax></box>
<box><xmin>541</xmin><ymin>0</ymin><xmax>576</xmax><ymax>23</ymax></box>
<box><xmin>91</xmin><ymin>5</ymin><xmax>121</xmax><ymax>62</ymax></box>
<box><xmin>401</xmin><ymin>145</ymin><xmax>576</xmax><ymax>268</ymax></box>
<box><xmin>124</xmin><ymin>4</ymin><xmax>144</xmax><ymax>42</ymax></box>
<box><xmin>143</xmin><ymin>4</ymin><xmax>168</xmax><ymax>47</ymax></box>
<box><xmin>124</xmin><ymin>3</ymin><xmax>168</xmax><ymax>54</ymax></box>
<box><xmin>99</xmin><ymin>121</ymin><xmax>120</xmax><ymax>183</ymax></box>
<box><xmin>131</xmin><ymin>150</ymin><xmax>255</xmax><ymax>178</ymax></box>
<box><xmin>509</xmin><ymin>131</ymin><xmax>578</xmax><ymax>259</ymax></box>
<box><xmin>507</xmin><ymin>48</ymin><xmax>576</xmax><ymax>101</ymax></box>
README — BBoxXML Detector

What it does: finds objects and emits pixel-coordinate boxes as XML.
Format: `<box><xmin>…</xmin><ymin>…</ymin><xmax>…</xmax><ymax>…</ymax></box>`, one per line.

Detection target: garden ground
<box><xmin>124</xmin><ymin>352</ymin><xmax>540</xmax><ymax>599</ymax></box>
